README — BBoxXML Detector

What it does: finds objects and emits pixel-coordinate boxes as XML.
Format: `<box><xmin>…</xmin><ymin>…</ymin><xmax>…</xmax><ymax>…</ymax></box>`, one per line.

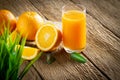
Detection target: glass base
<box><xmin>63</xmin><ymin>47</ymin><xmax>84</xmax><ymax>53</ymax></box>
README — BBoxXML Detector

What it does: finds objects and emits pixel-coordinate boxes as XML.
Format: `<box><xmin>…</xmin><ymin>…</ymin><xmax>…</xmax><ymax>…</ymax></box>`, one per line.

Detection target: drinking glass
<box><xmin>62</xmin><ymin>4</ymin><xmax>86</xmax><ymax>53</ymax></box>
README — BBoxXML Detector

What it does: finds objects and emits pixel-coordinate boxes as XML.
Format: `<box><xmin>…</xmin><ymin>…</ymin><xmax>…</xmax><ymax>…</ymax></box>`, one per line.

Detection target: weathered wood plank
<box><xmin>106</xmin><ymin>0</ymin><xmax>120</xmax><ymax>8</ymax></box>
<box><xmin>1</xmin><ymin>0</ymin><xmax>120</xmax><ymax>80</ymax></box>
<box><xmin>71</xmin><ymin>0</ymin><xmax>120</xmax><ymax>38</ymax></box>
<box><xmin>0</xmin><ymin>0</ymin><xmax>45</xmax><ymax>18</ymax></box>
<box><xmin>28</xmin><ymin>0</ymin><xmax>115</xmax><ymax>79</ymax></box>
<box><xmin>55</xmin><ymin>20</ymin><xmax>120</xmax><ymax>80</ymax></box>
<box><xmin>19</xmin><ymin>61</ymin><xmax>42</xmax><ymax>80</ymax></box>
<box><xmin>28</xmin><ymin>0</ymin><xmax>120</xmax><ymax>80</ymax></box>
<box><xmin>0</xmin><ymin>0</ymin><xmax>108</xmax><ymax>80</ymax></box>
<box><xmin>33</xmin><ymin>49</ymin><xmax>108</xmax><ymax>80</ymax></box>
<box><xmin>84</xmin><ymin>14</ymin><xmax>120</xmax><ymax>80</ymax></box>
<box><xmin>29</xmin><ymin>0</ymin><xmax>63</xmax><ymax>21</ymax></box>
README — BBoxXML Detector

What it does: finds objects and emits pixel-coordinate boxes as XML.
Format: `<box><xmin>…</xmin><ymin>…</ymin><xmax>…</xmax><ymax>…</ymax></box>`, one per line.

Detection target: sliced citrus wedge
<box><xmin>35</xmin><ymin>23</ymin><xmax>62</xmax><ymax>51</ymax></box>
<box><xmin>22</xmin><ymin>46</ymin><xmax>39</xmax><ymax>60</ymax></box>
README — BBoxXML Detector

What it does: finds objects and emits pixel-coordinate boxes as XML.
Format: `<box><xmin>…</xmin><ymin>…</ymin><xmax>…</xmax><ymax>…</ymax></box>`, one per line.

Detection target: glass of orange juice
<box><xmin>62</xmin><ymin>4</ymin><xmax>86</xmax><ymax>53</ymax></box>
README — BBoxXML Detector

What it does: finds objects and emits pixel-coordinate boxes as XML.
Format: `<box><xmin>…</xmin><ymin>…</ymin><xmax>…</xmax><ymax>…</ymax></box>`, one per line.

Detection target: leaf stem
<box><xmin>18</xmin><ymin>51</ymin><xmax>43</xmax><ymax>80</ymax></box>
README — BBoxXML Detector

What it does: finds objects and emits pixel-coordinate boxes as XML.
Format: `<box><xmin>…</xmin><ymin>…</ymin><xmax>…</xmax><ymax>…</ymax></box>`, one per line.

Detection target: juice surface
<box><xmin>62</xmin><ymin>10</ymin><xmax>86</xmax><ymax>50</ymax></box>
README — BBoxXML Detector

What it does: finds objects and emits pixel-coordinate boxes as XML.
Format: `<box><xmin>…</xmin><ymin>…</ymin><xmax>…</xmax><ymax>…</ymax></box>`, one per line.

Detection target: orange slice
<box><xmin>22</xmin><ymin>46</ymin><xmax>39</xmax><ymax>60</ymax></box>
<box><xmin>35</xmin><ymin>23</ymin><xmax>62</xmax><ymax>51</ymax></box>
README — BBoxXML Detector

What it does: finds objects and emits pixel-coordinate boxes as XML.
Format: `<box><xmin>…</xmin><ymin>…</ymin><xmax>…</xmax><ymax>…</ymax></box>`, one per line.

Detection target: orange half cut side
<box><xmin>35</xmin><ymin>23</ymin><xmax>62</xmax><ymax>51</ymax></box>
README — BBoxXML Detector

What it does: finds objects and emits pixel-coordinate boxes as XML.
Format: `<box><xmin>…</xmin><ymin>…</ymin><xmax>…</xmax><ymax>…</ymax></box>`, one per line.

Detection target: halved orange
<box><xmin>22</xmin><ymin>46</ymin><xmax>39</xmax><ymax>60</ymax></box>
<box><xmin>35</xmin><ymin>23</ymin><xmax>62</xmax><ymax>51</ymax></box>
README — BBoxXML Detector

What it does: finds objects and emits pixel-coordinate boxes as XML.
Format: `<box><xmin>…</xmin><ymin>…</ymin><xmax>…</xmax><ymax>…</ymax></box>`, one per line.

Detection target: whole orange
<box><xmin>0</xmin><ymin>10</ymin><xmax>17</xmax><ymax>34</ymax></box>
<box><xmin>17</xmin><ymin>11</ymin><xmax>44</xmax><ymax>40</ymax></box>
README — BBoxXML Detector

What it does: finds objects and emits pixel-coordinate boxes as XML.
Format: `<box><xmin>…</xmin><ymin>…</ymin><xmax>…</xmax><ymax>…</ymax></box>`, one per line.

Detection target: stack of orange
<box><xmin>0</xmin><ymin>10</ymin><xmax>62</xmax><ymax>60</ymax></box>
<box><xmin>21</xmin><ymin>22</ymin><xmax>62</xmax><ymax>60</ymax></box>
<box><xmin>15</xmin><ymin>11</ymin><xmax>44</xmax><ymax>60</ymax></box>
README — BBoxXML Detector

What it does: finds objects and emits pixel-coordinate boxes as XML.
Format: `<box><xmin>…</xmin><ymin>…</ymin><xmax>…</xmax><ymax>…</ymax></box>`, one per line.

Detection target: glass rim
<box><xmin>62</xmin><ymin>4</ymin><xmax>86</xmax><ymax>13</ymax></box>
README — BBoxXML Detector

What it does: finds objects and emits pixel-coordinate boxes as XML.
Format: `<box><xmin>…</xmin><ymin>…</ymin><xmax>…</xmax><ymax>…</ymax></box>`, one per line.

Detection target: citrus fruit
<box><xmin>0</xmin><ymin>10</ymin><xmax>17</xmax><ymax>34</ymax></box>
<box><xmin>35</xmin><ymin>23</ymin><xmax>62</xmax><ymax>51</ymax></box>
<box><xmin>10</xmin><ymin>30</ymin><xmax>18</xmax><ymax>40</ymax></box>
<box><xmin>22</xmin><ymin>46</ymin><xmax>39</xmax><ymax>60</ymax></box>
<box><xmin>17</xmin><ymin>11</ymin><xmax>44</xmax><ymax>40</ymax></box>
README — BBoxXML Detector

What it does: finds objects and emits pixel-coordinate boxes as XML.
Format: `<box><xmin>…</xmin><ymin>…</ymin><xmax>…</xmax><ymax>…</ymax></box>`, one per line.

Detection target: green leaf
<box><xmin>70</xmin><ymin>52</ymin><xmax>87</xmax><ymax>63</ymax></box>
<box><xmin>0</xmin><ymin>24</ymin><xmax>26</xmax><ymax>80</ymax></box>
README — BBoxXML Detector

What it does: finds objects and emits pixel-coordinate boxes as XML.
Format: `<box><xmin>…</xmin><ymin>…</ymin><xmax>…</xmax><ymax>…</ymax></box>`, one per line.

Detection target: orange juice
<box><xmin>62</xmin><ymin>10</ymin><xmax>86</xmax><ymax>51</ymax></box>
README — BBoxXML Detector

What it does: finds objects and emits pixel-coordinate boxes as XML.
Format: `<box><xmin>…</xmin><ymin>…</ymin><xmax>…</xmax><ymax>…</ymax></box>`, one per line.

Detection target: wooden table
<box><xmin>0</xmin><ymin>0</ymin><xmax>120</xmax><ymax>80</ymax></box>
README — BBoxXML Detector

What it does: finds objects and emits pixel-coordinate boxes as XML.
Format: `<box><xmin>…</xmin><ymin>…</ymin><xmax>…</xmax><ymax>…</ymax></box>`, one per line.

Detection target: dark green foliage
<box><xmin>0</xmin><ymin>27</ymin><xmax>26</xmax><ymax>80</ymax></box>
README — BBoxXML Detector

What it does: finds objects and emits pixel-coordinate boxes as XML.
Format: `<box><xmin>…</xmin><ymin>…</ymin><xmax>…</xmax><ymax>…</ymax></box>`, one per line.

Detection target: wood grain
<box><xmin>55</xmin><ymin>20</ymin><xmax>120</xmax><ymax>80</ymax></box>
<box><xmin>33</xmin><ymin>49</ymin><xmax>108</xmax><ymax>80</ymax></box>
<box><xmin>28</xmin><ymin>0</ymin><xmax>120</xmax><ymax>80</ymax></box>
<box><xmin>29</xmin><ymin>0</ymin><xmax>63</xmax><ymax>21</ymax></box>
<box><xmin>0</xmin><ymin>0</ymin><xmax>120</xmax><ymax>80</ymax></box>
<box><xmin>84</xmin><ymin>14</ymin><xmax>120</xmax><ymax>80</ymax></box>
<box><xmin>106</xmin><ymin>0</ymin><xmax>120</xmax><ymax>8</ymax></box>
<box><xmin>19</xmin><ymin>61</ymin><xmax>42</xmax><ymax>80</ymax></box>
<box><xmin>71</xmin><ymin>0</ymin><xmax>120</xmax><ymax>38</ymax></box>
<box><xmin>0</xmin><ymin>0</ymin><xmax>45</xmax><ymax>19</ymax></box>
